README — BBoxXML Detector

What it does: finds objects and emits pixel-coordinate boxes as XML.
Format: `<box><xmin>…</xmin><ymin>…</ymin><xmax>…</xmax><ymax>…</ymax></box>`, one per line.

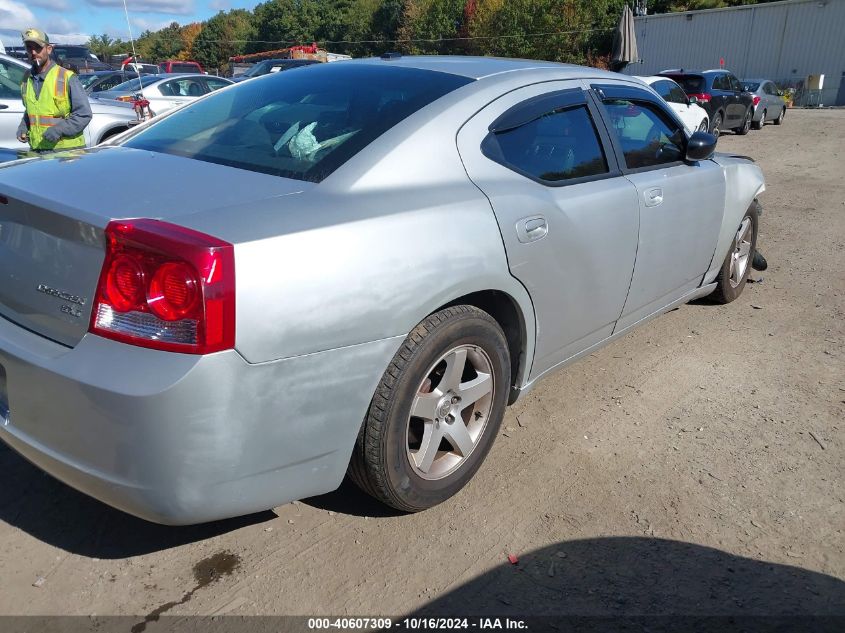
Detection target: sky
<box><xmin>0</xmin><ymin>0</ymin><xmax>259</xmax><ymax>47</ymax></box>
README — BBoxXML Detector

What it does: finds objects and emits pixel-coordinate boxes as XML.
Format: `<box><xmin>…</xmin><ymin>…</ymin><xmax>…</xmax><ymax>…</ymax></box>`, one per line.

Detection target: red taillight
<box><xmin>689</xmin><ymin>93</ymin><xmax>711</xmax><ymax>103</ymax></box>
<box><xmin>90</xmin><ymin>219</ymin><xmax>235</xmax><ymax>354</ymax></box>
<box><xmin>752</xmin><ymin>96</ymin><xmax>761</xmax><ymax>106</ymax></box>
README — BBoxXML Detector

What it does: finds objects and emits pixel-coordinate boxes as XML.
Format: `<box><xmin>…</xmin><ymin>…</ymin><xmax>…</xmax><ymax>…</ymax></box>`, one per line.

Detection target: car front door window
<box><xmin>602</xmin><ymin>99</ymin><xmax>685</xmax><ymax>169</ymax></box>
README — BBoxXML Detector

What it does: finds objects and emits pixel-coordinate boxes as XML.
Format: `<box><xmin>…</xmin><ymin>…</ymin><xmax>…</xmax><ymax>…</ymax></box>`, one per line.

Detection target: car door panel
<box><xmin>457</xmin><ymin>81</ymin><xmax>639</xmax><ymax>380</ymax></box>
<box><xmin>589</xmin><ymin>82</ymin><xmax>726</xmax><ymax>331</ymax></box>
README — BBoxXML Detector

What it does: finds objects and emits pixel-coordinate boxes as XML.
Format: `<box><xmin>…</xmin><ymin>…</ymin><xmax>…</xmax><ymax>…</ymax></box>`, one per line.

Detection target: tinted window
<box><xmin>666</xmin><ymin>83</ymin><xmax>688</xmax><ymax>104</ymax></box>
<box><xmin>0</xmin><ymin>58</ymin><xmax>25</xmax><ymax>99</ymax></box>
<box><xmin>602</xmin><ymin>99</ymin><xmax>685</xmax><ymax>169</ymax></box>
<box><xmin>79</xmin><ymin>73</ymin><xmax>102</xmax><ymax>89</ymax></box>
<box><xmin>665</xmin><ymin>74</ymin><xmax>704</xmax><ymax>94</ymax></box>
<box><xmin>111</xmin><ymin>76</ymin><xmax>162</xmax><ymax>92</ymax></box>
<box><xmin>651</xmin><ymin>80</ymin><xmax>673</xmax><ymax>100</ymax></box>
<box><xmin>124</xmin><ymin>64</ymin><xmax>472</xmax><ymax>183</ymax></box>
<box><xmin>728</xmin><ymin>75</ymin><xmax>742</xmax><ymax>92</ymax></box>
<box><xmin>169</xmin><ymin>63</ymin><xmax>201</xmax><ymax>73</ymax></box>
<box><xmin>482</xmin><ymin>105</ymin><xmax>608</xmax><ymax>183</ymax></box>
<box><xmin>713</xmin><ymin>75</ymin><xmax>730</xmax><ymax>91</ymax></box>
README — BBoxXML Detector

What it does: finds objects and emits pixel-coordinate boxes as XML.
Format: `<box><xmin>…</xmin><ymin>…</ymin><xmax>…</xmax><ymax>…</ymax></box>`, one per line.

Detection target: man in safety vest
<box><xmin>16</xmin><ymin>28</ymin><xmax>92</xmax><ymax>151</ymax></box>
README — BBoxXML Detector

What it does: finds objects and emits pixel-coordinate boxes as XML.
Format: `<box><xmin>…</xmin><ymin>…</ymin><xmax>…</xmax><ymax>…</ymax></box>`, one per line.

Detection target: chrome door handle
<box><xmin>645</xmin><ymin>187</ymin><xmax>663</xmax><ymax>207</ymax></box>
<box><xmin>516</xmin><ymin>216</ymin><xmax>548</xmax><ymax>243</ymax></box>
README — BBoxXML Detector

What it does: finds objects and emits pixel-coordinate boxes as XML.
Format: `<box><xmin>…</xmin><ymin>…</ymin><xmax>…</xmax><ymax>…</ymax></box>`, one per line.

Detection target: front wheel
<box><xmin>697</xmin><ymin>119</ymin><xmax>709</xmax><ymax>133</ymax></box>
<box><xmin>710</xmin><ymin>112</ymin><xmax>723</xmax><ymax>137</ymax></box>
<box><xmin>711</xmin><ymin>205</ymin><xmax>759</xmax><ymax>304</ymax></box>
<box><xmin>349</xmin><ymin>306</ymin><xmax>511</xmax><ymax>512</ymax></box>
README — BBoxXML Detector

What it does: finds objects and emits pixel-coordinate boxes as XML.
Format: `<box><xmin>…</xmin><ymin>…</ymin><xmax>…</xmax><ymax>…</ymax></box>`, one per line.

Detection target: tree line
<box><xmin>87</xmin><ymin>0</ymin><xmax>774</xmax><ymax>75</ymax></box>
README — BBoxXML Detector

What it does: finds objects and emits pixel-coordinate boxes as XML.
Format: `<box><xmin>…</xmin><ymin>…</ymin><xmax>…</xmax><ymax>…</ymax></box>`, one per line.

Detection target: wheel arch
<box><xmin>434</xmin><ymin>289</ymin><xmax>532</xmax><ymax>405</ymax></box>
<box><xmin>96</xmin><ymin>124</ymin><xmax>131</xmax><ymax>144</ymax></box>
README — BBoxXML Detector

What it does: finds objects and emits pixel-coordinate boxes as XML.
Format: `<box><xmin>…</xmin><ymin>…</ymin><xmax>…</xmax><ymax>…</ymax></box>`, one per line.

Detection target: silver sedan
<box><xmin>94</xmin><ymin>73</ymin><xmax>233</xmax><ymax>116</ymax></box>
<box><xmin>0</xmin><ymin>56</ymin><xmax>765</xmax><ymax>524</ymax></box>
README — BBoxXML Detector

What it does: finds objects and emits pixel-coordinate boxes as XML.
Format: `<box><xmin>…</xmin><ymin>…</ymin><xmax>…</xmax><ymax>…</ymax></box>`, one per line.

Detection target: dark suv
<box><xmin>658</xmin><ymin>69</ymin><xmax>754</xmax><ymax>136</ymax></box>
<box><xmin>51</xmin><ymin>45</ymin><xmax>112</xmax><ymax>73</ymax></box>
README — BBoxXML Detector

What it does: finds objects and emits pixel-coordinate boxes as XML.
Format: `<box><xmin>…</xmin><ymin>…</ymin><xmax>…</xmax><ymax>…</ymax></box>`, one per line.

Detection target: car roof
<box><xmin>350</xmin><ymin>55</ymin><xmax>624</xmax><ymax>81</ymax></box>
<box><xmin>637</xmin><ymin>75</ymin><xmax>681</xmax><ymax>85</ymax></box>
<box><xmin>742</xmin><ymin>78</ymin><xmax>769</xmax><ymax>83</ymax></box>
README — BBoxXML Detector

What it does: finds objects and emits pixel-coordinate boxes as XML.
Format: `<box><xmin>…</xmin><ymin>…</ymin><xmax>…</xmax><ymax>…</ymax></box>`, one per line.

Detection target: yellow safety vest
<box><xmin>21</xmin><ymin>64</ymin><xmax>85</xmax><ymax>151</ymax></box>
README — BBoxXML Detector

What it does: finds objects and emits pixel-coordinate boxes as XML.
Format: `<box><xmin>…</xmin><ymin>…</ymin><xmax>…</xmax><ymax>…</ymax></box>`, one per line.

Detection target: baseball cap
<box><xmin>22</xmin><ymin>28</ymin><xmax>50</xmax><ymax>47</ymax></box>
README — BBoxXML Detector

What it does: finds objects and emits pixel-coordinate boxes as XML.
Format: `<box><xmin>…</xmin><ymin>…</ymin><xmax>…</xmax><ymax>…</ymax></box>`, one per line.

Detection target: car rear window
<box><xmin>168</xmin><ymin>63</ymin><xmax>201</xmax><ymax>73</ymax></box>
<box><xmin>664</xmin><ymin>74</ymin><xmax>705</xmax><ymax>94</ymax></box>
<box><xmin>123</xmin><ymin>64</ymin><xmax>473</xmax><ymax>183</ymax></box>
<box><xmin>743</xmin><ymin>82</ymin><xmax>760</xmax><ymax>91</ymax></box>
<box><xmin>110</xmin><ymin>75</ymin><xmax>163</xmax><ymax>92</ymax></box>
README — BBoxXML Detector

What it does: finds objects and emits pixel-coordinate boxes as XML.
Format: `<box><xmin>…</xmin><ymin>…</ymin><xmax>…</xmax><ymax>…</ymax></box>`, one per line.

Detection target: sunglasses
<box><xmin>25</xmin><ymin>42</ymin><xmax>46</xmax><ymax>52</ymax></box>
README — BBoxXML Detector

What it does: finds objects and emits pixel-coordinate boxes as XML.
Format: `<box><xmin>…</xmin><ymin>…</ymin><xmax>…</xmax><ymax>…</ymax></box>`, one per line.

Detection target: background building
<box><xmin>625</xmin><ymin>0</ymin><xmax>845</xmax><ymax>106</ymax></box>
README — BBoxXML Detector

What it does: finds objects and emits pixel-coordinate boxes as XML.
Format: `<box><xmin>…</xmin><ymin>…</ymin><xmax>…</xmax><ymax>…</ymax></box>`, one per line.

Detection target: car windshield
<box><xmin>242</xmin><ymin>62</ymin><xmax>271</xmax><ymax>78</ymax></box>
<box><xmin>743</xmin><ymin>82</ymin><xmax>760</xmax><ymax>91</ymax></box>
<box><xmin>79</xmin><ymin>73</ymin><xmax>105</xmax><ymax>89</ymax></box>
<box><xmin>665</xmin><ymin>74</ymin><xmax>705</xmax><ymax>94</ymax></box>
<box><xmin>110</xmin><ymin>75</ymin><xmax>165</xmax><ymax>92</ymax></box>
<box><xmin>123</xmin><ymin>64</ymin><xmax>473</xmax><ymax>183</ymax></box>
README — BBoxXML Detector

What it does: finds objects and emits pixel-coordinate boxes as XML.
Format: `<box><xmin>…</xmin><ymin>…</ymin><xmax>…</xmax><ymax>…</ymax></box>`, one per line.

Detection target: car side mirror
<box><xmin>686</xmin><ymin>131</ymin><xmax>717</xmax><ymax>161</ymax></box>
<box><xmin>688</xmin><ymin>95</ymin><xmax>698</xmax><ymax>105</ymax></box>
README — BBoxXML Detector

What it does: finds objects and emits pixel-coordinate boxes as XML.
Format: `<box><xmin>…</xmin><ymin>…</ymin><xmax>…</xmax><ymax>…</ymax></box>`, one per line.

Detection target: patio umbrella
<box><xmin>610</xmin><ymin>4</ymin><xmax>638</xmax><ymax>73</ymax></box>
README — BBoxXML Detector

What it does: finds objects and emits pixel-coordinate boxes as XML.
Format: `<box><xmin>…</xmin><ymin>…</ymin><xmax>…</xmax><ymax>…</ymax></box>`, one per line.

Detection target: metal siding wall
<box><xmin>627</xmin><ymin>0</ymin><xmax>845</xmax><ymax>105</ymax></box>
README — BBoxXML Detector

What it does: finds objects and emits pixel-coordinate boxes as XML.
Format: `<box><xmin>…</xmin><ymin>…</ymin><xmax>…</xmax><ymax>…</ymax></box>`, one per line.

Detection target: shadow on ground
<box><xmin>303</xmin><ymin>476</ymin><xmax>406</xmax><ymax>518</ymax></box>
<box><xmin>0</xmin><ymin>444</ymin><xmax>274</xmax><ymax>559</ymax></box>
<box><xmin>410</xmin><ymin>537</ymin><xmax>845</xmax><ymax>623</ymax></box>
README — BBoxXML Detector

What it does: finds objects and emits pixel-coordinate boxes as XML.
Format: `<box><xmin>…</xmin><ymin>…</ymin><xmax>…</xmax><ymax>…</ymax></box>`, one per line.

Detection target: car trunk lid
<box><xmin>0</xmin><ymin>147</ymin><xmax>306</xmax><ymax>347</ymax></box>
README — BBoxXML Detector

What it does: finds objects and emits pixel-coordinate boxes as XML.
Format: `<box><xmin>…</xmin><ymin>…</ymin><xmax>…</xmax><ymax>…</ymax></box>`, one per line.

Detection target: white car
<box><xmin>637</xmin><ymin>75</ymin><xmax>710</xmax><ymax>134</ymax></box>
<box><xmin>94</xmin><ymin>74</ymin><xmax>233</xmax><ymax>116</ymax></box>
<box><xmin>0</xmin><ymin>54</ymin><xmax>137</xmax><ymax>149</ymax></box>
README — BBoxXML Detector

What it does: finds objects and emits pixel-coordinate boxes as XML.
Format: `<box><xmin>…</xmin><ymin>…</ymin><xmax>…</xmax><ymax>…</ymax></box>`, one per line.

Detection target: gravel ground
<box><xmin>0</xmin><ymin>108</ymin><xmax>842</xmax><ymax>624</ymax></box>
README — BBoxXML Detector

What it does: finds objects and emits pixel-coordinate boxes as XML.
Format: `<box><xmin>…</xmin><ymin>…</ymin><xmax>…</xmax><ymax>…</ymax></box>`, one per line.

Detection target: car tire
<box><xmin>735</xmin><ymin>109</ymin><xmax>752</xmax><ymax>135</ymax></box>
<box><xmin>697</xmin><ymin>119</ymin><xmax>709</xmax><ymax>133</ymax></box>
<box><xmin>349</xmin><ymin>305</ymin><xmax>511</xmax><ymax>512</ymax></box>
<box><xmin>711</xmin><ymin>204</ymin><xmax>759</xmax><ymax>304</ymax></box>
<box><xmin>752</xmin><ymin>109</ymin><xmax>766</xmax><ymax>130</ymax></box>
<box><xmin>710</xmin><ymin>112</ymin><xmax>723</xmax><ymax>137</ymax></box>
<box><xmin>774</xmin><ymin>107</ymin><xmax>785</xmax><ymax>125</ymax></box>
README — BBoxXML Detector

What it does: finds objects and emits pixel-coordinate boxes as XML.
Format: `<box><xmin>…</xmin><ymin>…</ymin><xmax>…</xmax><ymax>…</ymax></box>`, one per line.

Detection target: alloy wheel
<box><xmin>406</xmin><ymin>344</ymin><xmax>495</xmax><ymax>480</ymax></box>
<box><xmin>728</xmin><ymin>217</ymin><xmax>753</xmax><ymax>288</ymax></box>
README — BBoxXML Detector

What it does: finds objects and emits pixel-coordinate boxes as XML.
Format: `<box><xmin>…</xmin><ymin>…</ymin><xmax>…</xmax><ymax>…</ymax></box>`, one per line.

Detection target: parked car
<box><xmin>159</xmin><ymin>60</ymin><xmax>204</xmax><ymax>74</ymax></box>
<box><xmin>79</xmin><ymin>70</ymin><xmax>153</xmax><ymax>94</ymax></box>
<box><xmin>658</xmin><ymin>69</ymin><xmax>754</xmax><ymax>136</ymax></box>
<box><xmin>95</xmin><ymin>74</ymin><xmax>233</xmax><ymax>115</ymax></box>
<box><xmin>0</xmin><ymin>54</ymin><xmax>138</xmax><ymax>149</ymax></box>
<box><xmin>0</xmin><ymin>57</ymin><xmax>765</xmax><ymax>525</ymax></box>
<box><xmin>637</xmin><ymin>75</ymin><xmax>709</xmax><ymax>134</ymax></box>
<box><xmin>742</xmin><ymin>79</ymin><xmax>787</xmax><ymax>129</ymax></box>
<box><xmin>232</xmin><ymin>58</ymin><xmax>320</xmax><ymax>82</ymax></box>
<box><xmin>51</xmin><ymin>44</ymin><xmax>112</xmax><ymax>73</ymax></box>
<box><xmin>123</xmin><ymin>62</ymin><xmax>160</xmax><ymax>75</ymax></box>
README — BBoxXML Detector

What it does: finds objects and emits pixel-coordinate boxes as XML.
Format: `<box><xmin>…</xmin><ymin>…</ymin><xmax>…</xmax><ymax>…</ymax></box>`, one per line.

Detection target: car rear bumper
<box><xmin>0</xmin><ymin>315</ymin><xmax>402</xmax><ymax>524</ymax></box>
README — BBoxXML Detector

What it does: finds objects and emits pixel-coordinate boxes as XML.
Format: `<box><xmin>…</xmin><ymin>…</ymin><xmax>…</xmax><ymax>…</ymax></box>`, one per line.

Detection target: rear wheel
<box><xmin>349</xmin><ymin>306</ymin><xmax>511</xmax><ymax>512</ymax></box>
<box><xmin>711</xmin><ymin>205</ymin><xmax>759</xmax><ymax>304</ymax></box>
<box><xmin>735</xmin><ymin>109</ymin><xmax>752</xmax><ymax>135</ymax></box>
<box><xmin>752</xmin><ymin>109</ymin><xmax>766</xmax><ymax>130</ymax></box>
<box><xmin>774</xmin><ymin>107</ymin><xmax>785</xmax><ymax>125</ymax></box>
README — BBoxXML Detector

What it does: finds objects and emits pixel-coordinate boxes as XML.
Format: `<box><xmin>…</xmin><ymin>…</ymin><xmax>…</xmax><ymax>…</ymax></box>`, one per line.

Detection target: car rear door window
<box><xmin>728</xmin><ymin>75</ymin><xmax>742</xmax><ymax>92</ymax></box>
<box><xmin>482</xmin><ymin>105</ymin><xmax>609</xmax><ymax>184</ymax></box>
<box><xmin>601</xmin><ymin>99</ymin><xmax>685</xmax><ymax>170</ymax></box>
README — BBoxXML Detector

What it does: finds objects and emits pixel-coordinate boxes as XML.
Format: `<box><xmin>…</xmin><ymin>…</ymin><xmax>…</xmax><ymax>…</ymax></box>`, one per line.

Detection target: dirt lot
<box><xmin>1</xmin><ymin>109</ymin><xmax>843</xmax><ymax>624</ymax></box>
